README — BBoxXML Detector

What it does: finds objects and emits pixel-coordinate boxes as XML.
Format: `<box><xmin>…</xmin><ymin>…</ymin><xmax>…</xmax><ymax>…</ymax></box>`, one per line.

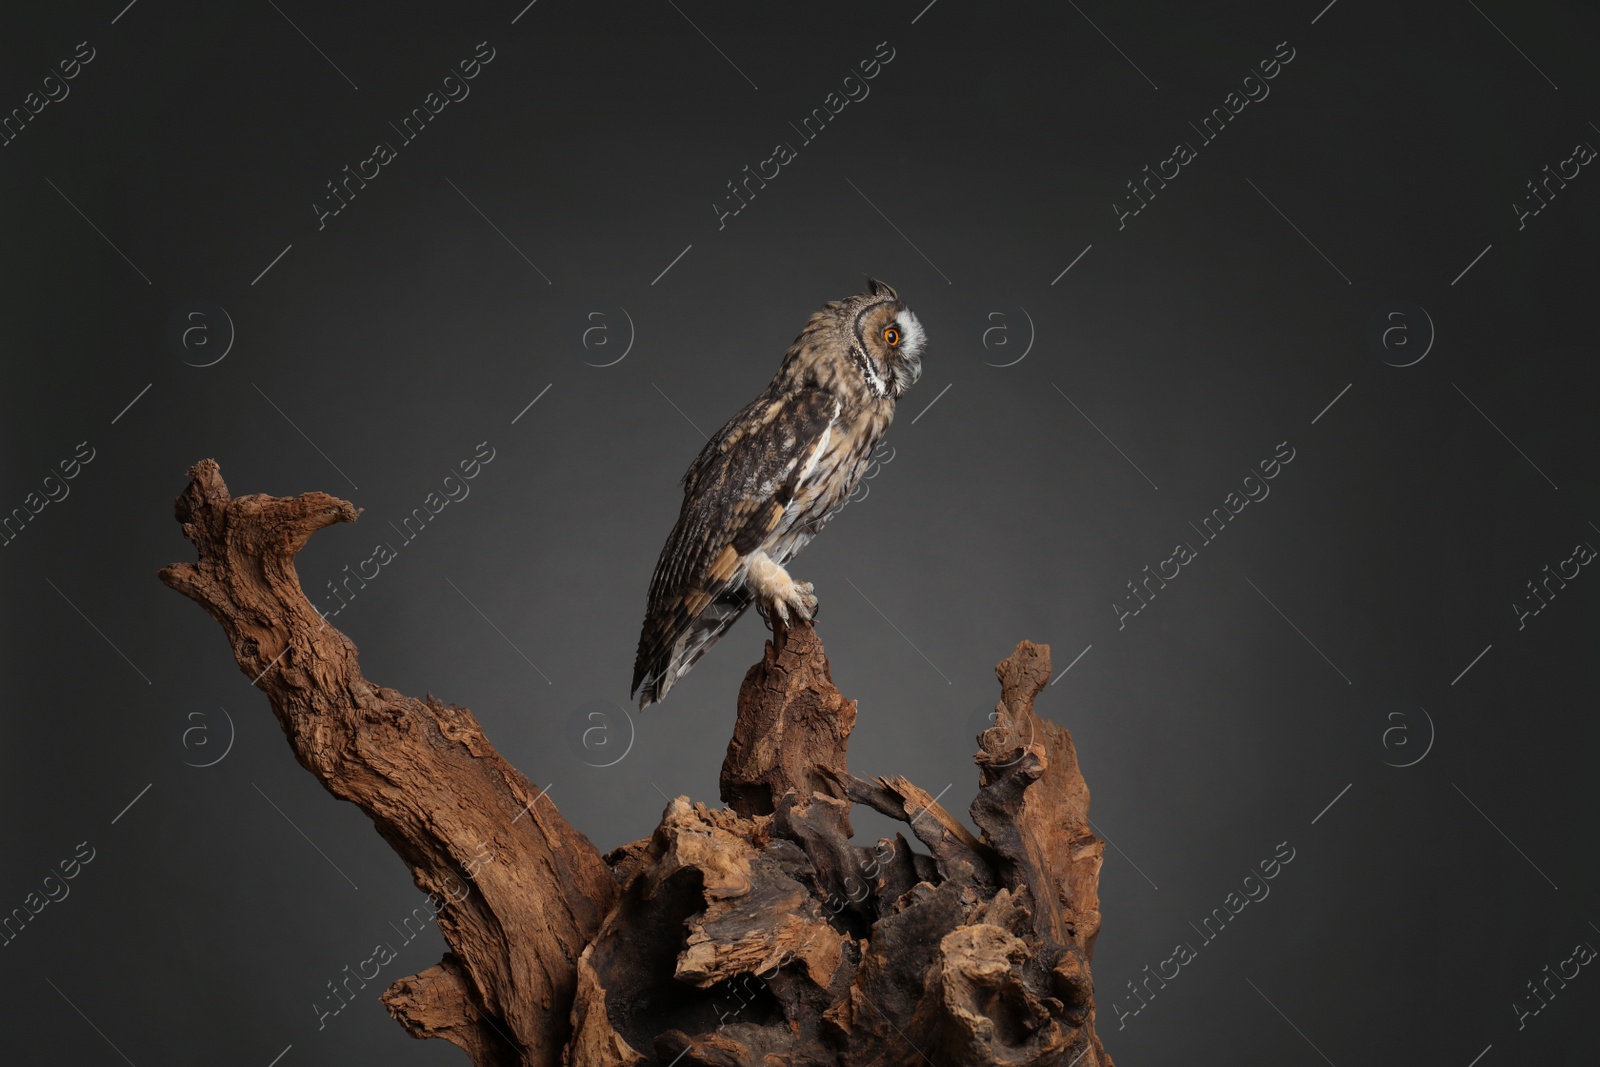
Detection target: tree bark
<box><xmin>161</xmin><ymin>462</ymin><xmax>1114</xmax><ymax>1066</ymax></box>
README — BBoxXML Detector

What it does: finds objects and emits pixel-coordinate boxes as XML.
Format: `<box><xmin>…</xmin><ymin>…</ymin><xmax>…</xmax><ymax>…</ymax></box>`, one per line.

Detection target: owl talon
<box><xmin>792</xmin><ymin>581</ymin><xmax>818</xmax><ymax>621</ymax></box>
<box><xmin>747</xmin><ymin>551</ymin><xmax>820</xmax><ymax>628</ymax></box>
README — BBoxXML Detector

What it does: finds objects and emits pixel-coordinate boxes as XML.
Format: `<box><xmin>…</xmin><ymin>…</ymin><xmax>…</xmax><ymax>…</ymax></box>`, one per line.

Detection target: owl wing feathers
<box><xmin>631</xmin><ymin>387</ymin><xmax>841</xmax><ymax>705</ymax></box>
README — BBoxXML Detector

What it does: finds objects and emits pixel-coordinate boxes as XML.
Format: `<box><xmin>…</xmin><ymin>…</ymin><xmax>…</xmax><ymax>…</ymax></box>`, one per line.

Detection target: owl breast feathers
<box><xmin>631</xmin><ymin>278</ymin><xmax>926</xmax><ymax>709</ymax></box>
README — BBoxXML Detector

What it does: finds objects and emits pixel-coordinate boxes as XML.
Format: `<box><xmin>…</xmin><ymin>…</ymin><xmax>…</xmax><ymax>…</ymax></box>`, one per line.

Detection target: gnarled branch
<box><xmin>161</xmin><ymin>462</ymin><xmax>1115</xmax><ymax>1066</ymax></box>
<box><xmin>159</xmin><ymin>461</ymin><xmax>616</xmax><ymax>1066</ymax></box>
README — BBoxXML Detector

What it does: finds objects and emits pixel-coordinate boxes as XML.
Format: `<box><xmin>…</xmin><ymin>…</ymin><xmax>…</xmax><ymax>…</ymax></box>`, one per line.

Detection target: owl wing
<box><xmin>632</xmin><ymin>386</ymin><xmax>841</xmax><ymax>706</ymax></box>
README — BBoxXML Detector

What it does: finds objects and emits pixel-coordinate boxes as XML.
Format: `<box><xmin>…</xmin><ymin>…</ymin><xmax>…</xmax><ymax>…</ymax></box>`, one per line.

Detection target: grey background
<box><xmin>2</xmin><ymin>0</ymin><xmax>1597</xmax><ymax>1063</ymax></box>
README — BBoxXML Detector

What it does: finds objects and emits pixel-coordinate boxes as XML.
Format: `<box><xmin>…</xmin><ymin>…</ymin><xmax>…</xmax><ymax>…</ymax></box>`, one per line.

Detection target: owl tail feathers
<box><xmin>631</xmin><ymin>589</ymin><xmax>753</xmax><ymax>710</ymax></box>
<box><xmin>631</xmin><ymin>650</ymin><xmax>679</xmax><ymax>712</ymax></box>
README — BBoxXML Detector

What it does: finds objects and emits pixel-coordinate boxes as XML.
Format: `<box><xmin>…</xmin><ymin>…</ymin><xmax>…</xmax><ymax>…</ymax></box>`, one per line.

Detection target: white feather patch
<box><xmin>896</xmin><ymin>307</ymin><xmax>926</xmax><ymax>357</ymax></box>
<box><xmin>797</xmin><ymin>406</ymin><xmax>838</xmax><ymax>487</ymax></box>
<box><xmin>854</xmin><ymin>345</ymin><xmax>889</xmax><ymax>397</ymax></box>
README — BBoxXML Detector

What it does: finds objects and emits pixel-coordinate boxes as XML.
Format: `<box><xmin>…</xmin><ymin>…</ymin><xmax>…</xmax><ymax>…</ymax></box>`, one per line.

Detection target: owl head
<box><xmin>787</xmin><ymin>278</ymin><xmax>924</xmax><ymax>404</ymax></box>
<box><xmin>854</xmin><ymin>278</ymin><xmax>924</xmax><ymax>399</ymax></box>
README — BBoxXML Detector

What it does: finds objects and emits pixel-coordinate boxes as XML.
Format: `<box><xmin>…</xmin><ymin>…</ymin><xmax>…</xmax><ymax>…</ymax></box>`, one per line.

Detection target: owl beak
<box><xmin>893</xmin><ymin>350</ymin><xmax>922</xmax><ymax>397</ymax></box>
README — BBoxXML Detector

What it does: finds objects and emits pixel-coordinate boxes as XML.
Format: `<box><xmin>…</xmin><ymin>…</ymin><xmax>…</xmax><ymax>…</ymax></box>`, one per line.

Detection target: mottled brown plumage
<box><xmin>632</xmin><ymin>279</ymin><xmax>926</xmax><ymax>709</ymax></box>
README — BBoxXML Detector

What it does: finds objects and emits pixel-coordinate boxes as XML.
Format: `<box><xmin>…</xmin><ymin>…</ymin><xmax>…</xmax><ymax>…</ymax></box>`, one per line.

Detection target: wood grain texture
<box><xmin>162</xmin><ymin>462</ymin><xmax>1114</xmax><ymax>1066</ymax></box>
<box><xmin>159</xmin><ymin>461</ymin><xmax>616</xmax><ymax>1066</ymax></box>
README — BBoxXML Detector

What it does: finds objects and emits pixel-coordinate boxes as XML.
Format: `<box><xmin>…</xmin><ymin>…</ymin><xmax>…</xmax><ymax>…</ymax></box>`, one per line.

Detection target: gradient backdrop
<box><xmin>3</xmin><ymin>0</ymin><xmax>1597</xmax><ymax>1063</ymax></box>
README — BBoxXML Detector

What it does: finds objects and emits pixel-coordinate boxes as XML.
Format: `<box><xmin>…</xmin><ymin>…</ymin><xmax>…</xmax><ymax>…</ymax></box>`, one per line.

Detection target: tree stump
<box><xmin>160</xmin><ymin>461</ymin><xmax>1114</xmax><ymax>1066</ymax></box>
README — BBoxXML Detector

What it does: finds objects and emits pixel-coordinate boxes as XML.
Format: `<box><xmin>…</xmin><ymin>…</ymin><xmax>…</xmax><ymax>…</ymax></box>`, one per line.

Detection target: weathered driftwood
<box><xmin>161</xmin><ymin>461</ymin><xmax>1114</xmax><ymax>1066</ymax></box>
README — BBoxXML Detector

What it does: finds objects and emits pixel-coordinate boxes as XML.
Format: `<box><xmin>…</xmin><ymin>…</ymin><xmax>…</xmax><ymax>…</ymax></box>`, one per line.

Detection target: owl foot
<box><xmin>791</xmin><ymin>580</ymin><xmax>819</xmax><ymax>621</ymax></box>
<box><xmin>746</xmin><ymin>552</ymin><xmax>817</xmax><ymax>626</ymax></box>
<box><xmin>757</xmin><ymin>580</ymin><xmax>817</xmax><ymax>627</ymax></box>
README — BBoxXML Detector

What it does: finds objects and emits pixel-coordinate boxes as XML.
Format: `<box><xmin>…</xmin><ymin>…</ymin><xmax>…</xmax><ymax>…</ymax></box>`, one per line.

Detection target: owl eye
<box><xmin>883</xmin><ymin>327</ymin><xmax>901</xmax><ymax>347</ymax></box>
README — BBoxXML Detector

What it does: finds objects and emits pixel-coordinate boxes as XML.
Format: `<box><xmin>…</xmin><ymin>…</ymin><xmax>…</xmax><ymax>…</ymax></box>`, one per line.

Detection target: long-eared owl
<box><xmin>631</xmin><ymin>279</ymin><xmax>926</xmax><ymax>709</ymax></box>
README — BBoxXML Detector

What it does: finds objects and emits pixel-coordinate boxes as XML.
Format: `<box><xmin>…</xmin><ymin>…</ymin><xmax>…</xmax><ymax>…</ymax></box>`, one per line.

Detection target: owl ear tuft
<box><xmin>865</xmin><ymin>277</ymin><xmax>898</xmax><ymax>300</ymax></box>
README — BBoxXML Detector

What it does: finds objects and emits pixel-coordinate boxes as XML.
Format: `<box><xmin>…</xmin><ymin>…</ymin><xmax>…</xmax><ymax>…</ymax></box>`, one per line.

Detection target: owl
<box><xmin>631</xmin><ymin>279</ymin><xmax>926</xmax><ymax>709</ymax></box>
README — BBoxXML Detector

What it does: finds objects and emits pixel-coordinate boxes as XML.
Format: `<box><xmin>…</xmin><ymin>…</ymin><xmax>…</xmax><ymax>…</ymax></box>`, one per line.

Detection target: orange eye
<box><xmin>883</xmin><ymin>327</ymin><xmax>900</xmax><ymax>347</ymax></box>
